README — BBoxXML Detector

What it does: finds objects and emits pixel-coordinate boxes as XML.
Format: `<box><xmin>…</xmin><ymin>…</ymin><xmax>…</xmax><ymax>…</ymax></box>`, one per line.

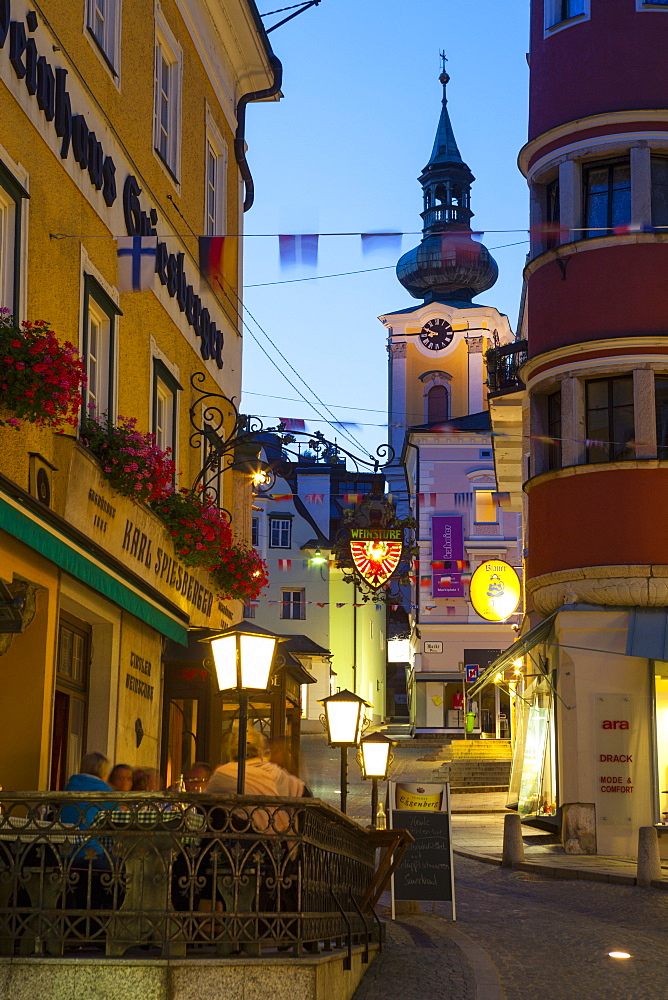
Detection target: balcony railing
<box><xmin>486</xmin><ymin>340</ymin><xmax>528</xmax><ymax>397</ymax></box>
<box><xmin>0</xmin><ymin>792</ymin><xmax>389</xmax><ymax>962</ymax></box>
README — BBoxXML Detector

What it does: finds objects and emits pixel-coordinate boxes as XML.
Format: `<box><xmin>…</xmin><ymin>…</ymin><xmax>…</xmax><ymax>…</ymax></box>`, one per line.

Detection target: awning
<box><xmin>626</xmin><ymin>608</ymin><xmax>668</xmax><ymax>660</ymax></box>
<box><xmin>467</xmin><ymin>611</ymin><xmax>558</xmax><ymax>697</ymax></box>
<box><xmin>0</xmin><ymin>493</ymin><xmax>187</xmax><ymax>644</ymax></box>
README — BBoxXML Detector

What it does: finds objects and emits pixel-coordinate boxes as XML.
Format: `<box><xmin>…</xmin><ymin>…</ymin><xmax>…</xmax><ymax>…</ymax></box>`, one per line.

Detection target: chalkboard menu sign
<box><xmin>392</xmin><ymin>810</ymin><xmax>453</xmax><ymax>902</ymax></box>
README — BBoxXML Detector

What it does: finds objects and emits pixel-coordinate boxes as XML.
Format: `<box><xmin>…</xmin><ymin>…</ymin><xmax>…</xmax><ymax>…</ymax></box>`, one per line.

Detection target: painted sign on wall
<box><xmin>595</xmin><ymin>694</ymin><xmax>638</xmax><ymax>826</ymax></box>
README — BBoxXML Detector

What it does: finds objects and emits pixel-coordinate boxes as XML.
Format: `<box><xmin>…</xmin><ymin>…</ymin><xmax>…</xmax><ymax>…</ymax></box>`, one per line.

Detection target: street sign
<box><xmin>465</xmin><ymin>665</ymin><xmax>479</xmax><ymax>682</ymax></box>
<box><xmin>424</xmin><ymin>641</ymin><xmax>443</xmax><ymax>653</ymax></box>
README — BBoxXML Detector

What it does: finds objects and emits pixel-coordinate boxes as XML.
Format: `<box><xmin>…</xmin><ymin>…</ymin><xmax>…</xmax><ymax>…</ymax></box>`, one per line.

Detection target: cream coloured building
<box><xmin>0</xmin><ymin>0</ymin><xmax>279</xmax><ymax>790</ymax></box>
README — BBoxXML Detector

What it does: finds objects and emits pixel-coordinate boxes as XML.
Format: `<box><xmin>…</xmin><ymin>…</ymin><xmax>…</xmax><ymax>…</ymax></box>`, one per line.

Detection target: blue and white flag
<box><xmin>360</xmin><ymin>231</ymin><xmax>403</xmax><ymax>255</ymax></box>
<box><xmin>279</xmin><ymin>234</ymin><xmax>318</xmax><ymax>269</ymax></box>
<box><xmin>117</xmin><ymin>236</ymin><xmax>158</xmax><ymax>292</ymax></box>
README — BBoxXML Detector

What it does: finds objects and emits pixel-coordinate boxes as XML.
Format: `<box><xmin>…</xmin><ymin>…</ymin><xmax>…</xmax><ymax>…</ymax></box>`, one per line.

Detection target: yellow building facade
<box><xmin>0</xmin><ymin>0</ymin><xmax>278</xmax><ymax>790</ymax></box>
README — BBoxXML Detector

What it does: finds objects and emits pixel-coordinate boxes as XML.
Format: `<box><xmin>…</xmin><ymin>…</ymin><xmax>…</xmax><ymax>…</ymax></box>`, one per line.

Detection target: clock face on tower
<box><xmin>419</xmin><ymin>318</ymin><xmax>454</xmax><ymax>351</ymax></box>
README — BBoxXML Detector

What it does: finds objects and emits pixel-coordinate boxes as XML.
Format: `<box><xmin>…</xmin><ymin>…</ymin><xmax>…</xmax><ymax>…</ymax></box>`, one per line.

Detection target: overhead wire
<box><xmin>242</xmin><ymin>240</ymin><xmax>530</xmax><ymax>287</ymax></box>
<box><xmin>223</xmin><ymin>280</ymin><xmax>376</xmax><ymax>458</ymax></box>
<box><xmin>154</xmin><ymin>198</ymin><xmax>373</xmax><ymax>457</ymax></box>
<box><xmin>161</xmin><ymin>196</ymin><xmax>372</xmax><ymax>456</ymax></box>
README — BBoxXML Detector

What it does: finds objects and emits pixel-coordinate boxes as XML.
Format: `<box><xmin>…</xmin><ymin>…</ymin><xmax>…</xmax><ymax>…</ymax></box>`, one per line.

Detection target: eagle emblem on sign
<box><xmin>351</xmin><ymin>537</ymin><xmax>403</xmax><ymax>590</ymax></box>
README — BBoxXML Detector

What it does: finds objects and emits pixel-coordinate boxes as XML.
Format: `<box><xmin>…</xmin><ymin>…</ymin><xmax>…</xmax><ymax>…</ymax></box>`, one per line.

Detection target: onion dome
<box><xmin>397</xmin><ymin>70</ymin><xmax>498</xmax><ymax>303</ymax></box>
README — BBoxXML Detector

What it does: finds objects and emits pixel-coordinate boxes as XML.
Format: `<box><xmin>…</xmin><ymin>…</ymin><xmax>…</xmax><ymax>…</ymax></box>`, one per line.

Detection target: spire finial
<box><xmin>439</xmin><ymin>50</ymin><xmax>450</xmax><ymax>87</ymax></box>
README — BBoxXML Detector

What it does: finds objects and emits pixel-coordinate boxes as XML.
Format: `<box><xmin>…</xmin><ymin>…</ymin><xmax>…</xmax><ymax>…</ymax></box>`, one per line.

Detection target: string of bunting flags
<box><xmin>104</xmin><ymin>224</ymin><xmax>667</xmax><ymax>290</ymax></box>
<box><xmin>255</xmin><ymin>492</ymin><xmax>382</xmax><ymax>504</ymax></box>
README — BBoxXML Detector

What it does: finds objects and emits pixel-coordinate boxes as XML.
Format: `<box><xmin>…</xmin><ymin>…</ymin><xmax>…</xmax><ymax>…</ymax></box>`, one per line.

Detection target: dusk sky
<box><xmin>240</xmin><ymin>0</ymin><xmax>531</xmax><ymax>461</ymax></box>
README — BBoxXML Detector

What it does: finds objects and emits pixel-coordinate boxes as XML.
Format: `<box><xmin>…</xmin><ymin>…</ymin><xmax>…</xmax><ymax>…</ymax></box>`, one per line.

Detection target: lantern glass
<box><xmin>360</xmin><ymin>738</ymin><xmax>391</xmax><ymax>779</ymax></box>
<box><xmin>239</xmin><ymin>634</ymin><xmax>277</xmax><ymax>690</ymax></box>
<box><xmin>210</xmin><ymin>634</ymin><xmax>238</xmax><ymax>690</ymax></box>
<box><xmin>326</xmin><ymin>698</ymin><xmax>363</xmax><ymax>745</ymax></box>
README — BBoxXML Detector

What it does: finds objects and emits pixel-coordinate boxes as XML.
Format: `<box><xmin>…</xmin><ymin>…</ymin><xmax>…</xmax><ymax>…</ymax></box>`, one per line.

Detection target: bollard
<box><xmin>502</xmin><ymin>812</ymin><xmax>525</xmax><ymax>868</ymax></box>
<box><xmin>636</xmin><ymin>826</ymin><xmax>661</xmax><ymax>887</ymax></box>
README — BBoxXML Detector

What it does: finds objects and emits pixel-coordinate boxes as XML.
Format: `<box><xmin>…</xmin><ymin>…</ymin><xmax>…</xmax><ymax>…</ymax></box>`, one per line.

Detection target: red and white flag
<box><xmin>418</xmin><ymin>493</ymin><xmax>437</xmax><ymax>506</ymax></box>
<box><xmin>280</xmin><ymin>417</ymin><xmax>306</xmax><ymax>431</ymax></box>
<box><xmin>304</xmin><ymin>494</ymin><xmax>324</xmax><ymax>504</ymax></box>
<box><xmin>277</xmin><ymin>559</ymin><xmax>292</xmax><ymax>571</ymax></box>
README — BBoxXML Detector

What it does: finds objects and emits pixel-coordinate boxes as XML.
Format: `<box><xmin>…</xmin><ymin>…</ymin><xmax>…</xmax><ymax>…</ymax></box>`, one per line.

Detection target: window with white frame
<box><xmin>281</xmin><ymin>589</ymin><xmax>305</xmax><ymax>620</ymax></box>
<box><xmin>545</xmin><ymin>0</ymin><xmax>588</xmax><ymax>30</ymax></box>
<box><xmin>474</xmin><ymin>490</ymin><xmax>498</xmax><ymax>524</ymax></box>
<box><xmin>269</xmin><ymin>517</ymin><xmax>292</xmax><ymax>548</ymax></box>
<box><xmin>154</xmin><ymin>16</ymin><xmax>182</xmax><ymax>179</ymax></box>
<box><xmin>205</xmin><ymin>116</ymin><xmax>227</xmax><ymax>236</ymax></box>
<box><xmin>251</xmin><ymin>516</ymin><xmax>260</xmax><ymax>547</ymax></box>
<box><xmin>152</xmin><ymin>359</ymin><xmax>180</xmax><ymax>465</ymax></box>
<box><xmin>83</xmin><ymin>277</ymin><xmax>118</xmax><ymax>420</ymax></box>
<box><xmin>0</xmin><ymin>163</ymin><xmax>24</xmax><ymax>316</ymax></box>
<box><xmin>86</xmin><ymin>0</ymin><xmax>121</xmax><ymax>73</ymax></box>
<box><xmin>637</xmin><ymin>1</ymin><xmax>668</xmax><ymax>10</ymax></box>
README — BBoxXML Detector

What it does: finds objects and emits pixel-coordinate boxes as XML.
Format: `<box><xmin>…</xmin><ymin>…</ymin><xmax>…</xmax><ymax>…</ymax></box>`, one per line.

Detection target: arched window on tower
<box><xmin>427</xmin><ymin>384</ymin><xmax>449</xmax><ymax>423</ymax></box>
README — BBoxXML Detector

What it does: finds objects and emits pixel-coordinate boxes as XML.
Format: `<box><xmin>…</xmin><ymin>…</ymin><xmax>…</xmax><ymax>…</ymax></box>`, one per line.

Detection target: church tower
<box><xmin>381</xmin><ymin>67</ymin><xmax>513</xmax><ymax>512</ymax></box>
<box><xmin>382</xmin><ymin>67</ymin><xmax>520</xmax><ymax>737</ymax></box>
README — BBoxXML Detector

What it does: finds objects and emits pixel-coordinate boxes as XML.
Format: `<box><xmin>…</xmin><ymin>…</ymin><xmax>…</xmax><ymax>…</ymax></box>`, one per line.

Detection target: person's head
<box><xmin>268</xmin><ymin>737</ymin><xmax>289</xmax><ymax>770</ymax></box>
<box><xmin>131</xmin><ymin>767</ymin><xmax>162</xmax><ymax>792</ymax></box>
<box><xmin>108</xmin><ymin>764</ymin><xmax>133</xmax><ymax>792</ymax></box>
<box><xmin>80</xmin><ymin>752</ymin><xmax>111</xmax><ymax>782</ymax></box>
<box><xmin>184</xmin><ymin>762</ymin><xmax>213</xmax><ymax>793</ymax></box>
<box><xmin>224</xmin><ymin>726</ymin><xmax>267</xmax><ymax>763</ymax></box>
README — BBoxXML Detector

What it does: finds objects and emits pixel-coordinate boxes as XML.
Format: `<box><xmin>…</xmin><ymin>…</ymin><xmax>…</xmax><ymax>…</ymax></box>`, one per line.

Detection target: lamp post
<box><xmin>358</xmin><ymin>732</ymin><xmax>394</xmax><ymax>828</ymax></box>
<box><xmin>319</xmin><ymin>689</ymin><xmax>369</xmax><ymax>814</ymax></box>
<box><xmin>207</xmin><ymin>623</ymin><xmax>280</xmax><ymax>794</ymax></box>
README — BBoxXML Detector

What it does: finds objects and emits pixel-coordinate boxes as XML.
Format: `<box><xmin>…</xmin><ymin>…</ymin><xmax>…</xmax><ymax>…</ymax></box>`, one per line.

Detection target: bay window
<box><xmin>585</xmin><ymin>376</ymin><xmax>634</xmax><ymax>463</ymax></box>
<box><xmin>583</xmin><ymin>159</ymin><xmax>631</xmax><ymax>238</ymax></box>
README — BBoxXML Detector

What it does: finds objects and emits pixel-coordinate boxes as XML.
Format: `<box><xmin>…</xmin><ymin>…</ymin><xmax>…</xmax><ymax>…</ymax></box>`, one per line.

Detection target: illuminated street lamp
<box><xmin>358</xmin><ymin>732</ymin><xmax>394</xmax><ymax>828</ymax></box>
<box><xmin>207</xmin><ymin>623</ymin><xmax>280</xmax><ymax>794</ymax></box>
<box><xmin>319</xmin><ymin>689</ymin><xmax>369</xmax><ymax>813</ymax></box>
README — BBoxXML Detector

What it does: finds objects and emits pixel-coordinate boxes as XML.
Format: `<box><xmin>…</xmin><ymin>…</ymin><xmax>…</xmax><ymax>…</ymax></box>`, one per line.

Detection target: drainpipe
<box><xmin>234</xmin><ymin>53</ymin><xmax>283</xmax><ymax>213</ymax></box>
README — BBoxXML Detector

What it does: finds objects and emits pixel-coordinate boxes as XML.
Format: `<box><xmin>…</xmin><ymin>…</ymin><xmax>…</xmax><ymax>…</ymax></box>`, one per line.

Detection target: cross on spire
<box><xmin>439</xmin><ymin>50</ymin><xmax>448</xmax><ymax>74</ymax></box>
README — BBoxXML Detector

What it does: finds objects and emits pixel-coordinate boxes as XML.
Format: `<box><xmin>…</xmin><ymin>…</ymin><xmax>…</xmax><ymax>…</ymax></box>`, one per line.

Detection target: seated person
<box><xmin>184</xmin><ymin>761</ymin><xmax>213</xmax><ymax>793</ymax></box>
<box><xmin>131</xmin><ymin>767</ymin><xmax>163</xmax><ymax>792</ymax></box>
<box><xmin>60</xmin><ymin>752</ymin><xmax>115</xmax><ymax>870</ymax></box>
<box><xmin>108</xmin><ymin>763</ymin><xmax>133</xmax><ymax>792</ymax></box>
<box><xmin>206</xmin><ymin>729</ymin><xmax>308</xmax><ymax>832</ymax></box>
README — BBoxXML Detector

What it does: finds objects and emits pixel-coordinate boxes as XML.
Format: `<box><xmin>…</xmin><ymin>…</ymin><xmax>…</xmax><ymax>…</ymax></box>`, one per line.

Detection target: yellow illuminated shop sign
<box><xmin>469</xmin><ymin>559</ymin><xmax>521</xmax><ymax>622</ymax></box>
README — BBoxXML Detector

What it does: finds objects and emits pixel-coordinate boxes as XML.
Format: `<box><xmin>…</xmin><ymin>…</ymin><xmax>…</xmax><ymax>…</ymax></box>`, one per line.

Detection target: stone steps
<box><xmin>448</xmin><ymin>759</ymin><xmax>512</xmax><ymax>789</ymax></box>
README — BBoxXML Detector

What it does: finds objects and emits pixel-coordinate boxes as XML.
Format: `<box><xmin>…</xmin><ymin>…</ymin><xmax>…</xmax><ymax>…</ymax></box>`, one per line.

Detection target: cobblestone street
<box><xmin>299</xmin><ymin>734</ymin><xmax>667</xmax><ymax>999</ymax></box>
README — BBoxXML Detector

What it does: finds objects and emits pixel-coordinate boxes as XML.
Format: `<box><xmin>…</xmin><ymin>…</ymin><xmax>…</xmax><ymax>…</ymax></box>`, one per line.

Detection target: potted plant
<box><xmin>0</xmin><ymin>311</ymin><xmax>85</xmax><ymax>429</ymax></box>
<box><xmin>211</xmin><ymin>543</ymin><xmax>269</xmax><ymax>601</ymax></box>
<box><xmin>151</xmin><ymin>488</ymin><xmax>233</xmax><ymax>570</ymax></box>
<box><xmin>79</xmin><ymin>414</ymin><xmax>175</xmax><ymax>504</ymax></box>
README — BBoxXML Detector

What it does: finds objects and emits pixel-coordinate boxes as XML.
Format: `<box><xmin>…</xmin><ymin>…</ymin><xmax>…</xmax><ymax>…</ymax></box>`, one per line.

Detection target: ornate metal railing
<box><xmin>0</xmin><ymin>793</ymin><xmax>378</xmax><ymax>961</ymax></box>
<box><xmin>486</xmin><ymin>340</ymin><xmax>528</xmax><ymax>397</ymax></box>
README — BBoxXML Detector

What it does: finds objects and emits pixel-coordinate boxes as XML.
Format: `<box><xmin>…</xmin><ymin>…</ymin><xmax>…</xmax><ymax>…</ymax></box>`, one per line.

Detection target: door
<box><xmin>50</xmin><ymin>614</ymin><xmax>90</xmax><ymax>789</ymax></box>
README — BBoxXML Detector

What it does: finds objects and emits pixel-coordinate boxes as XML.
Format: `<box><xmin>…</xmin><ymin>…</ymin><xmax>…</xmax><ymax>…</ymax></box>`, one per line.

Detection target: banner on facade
<box><xmin>431</xmin><ymin>515</ymin><xmax>465</xmax><ymax>598</ymax></box>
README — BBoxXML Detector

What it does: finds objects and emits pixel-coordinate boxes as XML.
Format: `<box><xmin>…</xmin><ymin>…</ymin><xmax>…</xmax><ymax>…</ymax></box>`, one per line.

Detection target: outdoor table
<box><xmin>361</xmin><ymin>828</ymin><xmax>414</xmax><ymax>911</ymax></box>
